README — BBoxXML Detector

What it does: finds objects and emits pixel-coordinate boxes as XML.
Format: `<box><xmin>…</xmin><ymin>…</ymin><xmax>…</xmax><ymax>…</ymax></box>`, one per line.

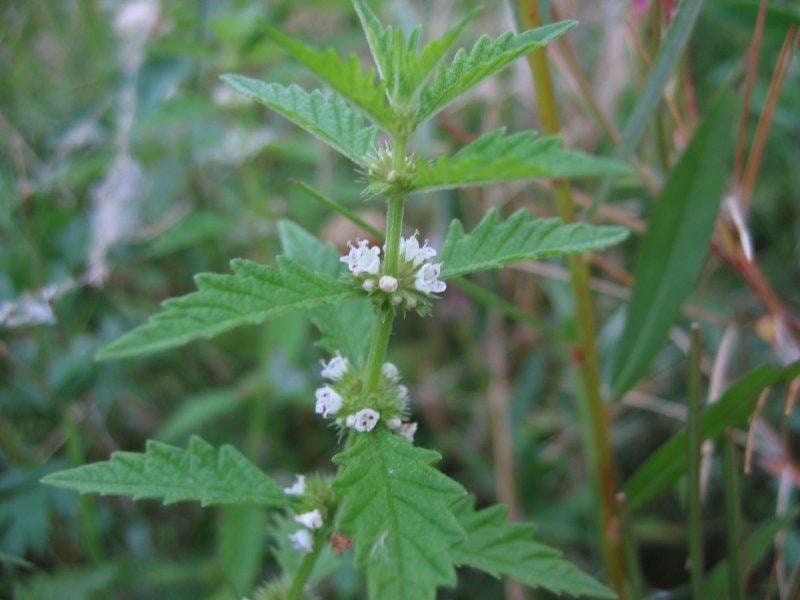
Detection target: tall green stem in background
<box><xmin>515</xmin><ymin>1</ymin><xmax>625</xmax><ymax>593</ymax></box>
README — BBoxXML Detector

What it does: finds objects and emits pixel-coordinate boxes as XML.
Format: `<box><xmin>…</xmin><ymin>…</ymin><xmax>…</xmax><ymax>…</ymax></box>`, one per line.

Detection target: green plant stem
<box><xmin>687</xmin><ymin>324</ymin><xmax>705</xmax><ymax>598</ymax></box>
<box><xmin>723</xmin><ymin>429</ymin><xmax>744</xmax><ymax>600</ymax></box>
<box><xmin>64</xmin><ymin>412</ymin><xmax>102</xmax><ymax>564</ymax></box>
<box><xmin>515</xmin><ymin>1</ymin><xmax>625</xmax><ymax>594</ymax></box>
<box><xmin>285</xmin><ymin>530</ymin><xmax>325</xmax><ymax>600</ymax></box>
<box><xmin>364</xmin><ymin>134</ymin><xmax>407</xmax><ymax>392</ymax></box>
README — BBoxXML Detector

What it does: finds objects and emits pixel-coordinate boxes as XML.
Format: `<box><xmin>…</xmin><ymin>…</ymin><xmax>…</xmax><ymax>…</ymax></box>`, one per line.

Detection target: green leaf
<box><xmin>439</xmin><ymin>209</ymin><xmax>629</xmax><ymax>279</ymax></box>
<box><xmin>416</xmin><ymin>22</ymin><xmax>576</xmax><ymax>125</ymax></box>
<box><xmin>705</xmin><ymin>509</ymin><xmax>800</xmax><ymax>597</ymax></box>
<box><xmin>41</xmin><ymin>436</ymin><xmax>288</xmax><ymax>508</ymax></box>
<box><xmin>450</xmin><ymin>497</ymin><xmax>615</xmax><ymax>599</ymax></box>
<box><xmin>264</xmin><ymin>26</ymin><xmax>395</xmax><ymax>132</ymax></box>
<box><xmin>220</xmin><ymin>76</ymin><xmax>377</xmax><ymax>165</ymax></box>
<box><xmin>156</xmin><ymin>389</ymin><xmax>245</xmax><ymax>444</ymax></box>
<box><xmin>610</xmin><ymin>90</ymin><xmax>736</xmax><ymax>399</ymax></box>
<box><xmin>96</xmin><ymin>256</ymin><xmax>357</xmax><ymax>360</ymax></box>
<box><xmin>333</xmin><ymin>428</ymin><xmax>466</xmax><ymax>599</ymax></box>
<box><xmin>623</xmin><ymin>361</ymin><xmax>800</xmax><ymax>510</ymax></box>
<box><xmin>277</xmin><ymin>220</ymin><xmax>376</xmax><ymax>362</ymax></box>
<box><xmin>351</xmin><ymin>0</ymin><xmax>397</xmax><ymax>89</ymax></box>
<box><xmin>401</xmin><ymin>8</ymin><xmax>479</xmax><ymax>101</ymax></box>
<box><xmin>13</xmin><ymin>564</ymin><xmax>118</xmax><ymax>600</ymax></box>
<box><xmin>410</xmin><ymin>128</ymin><xmax>632</xmax><ymax>193</ymax></box>
<box><xmin>218</xmin><ymin>505</ymin><xmax>267</xmax><ymax>596</ymax></box>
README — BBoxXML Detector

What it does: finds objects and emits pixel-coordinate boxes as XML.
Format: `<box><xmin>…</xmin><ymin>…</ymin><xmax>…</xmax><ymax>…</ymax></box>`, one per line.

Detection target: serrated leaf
<box><xmin>277</xmin><ymin>219</ymin><xmax>376</xmax><ymax>362</ymax></box>
<box><xmin>450</xmin><ymin>497</ymin><xmax>615</xmax><ymax>599</ymax></box>
<box><xmin>400</xmin><ymin>8</ymin><xmax>478</xmax><ymax>100</ymax></box>
<box><xmin>610</xmin><ymin>90</ymin><xmax>737</xmax><ymax>399</ymax></box>
<box><xmin>623</xmin><ymin>361</ymin><xmax>800</xmax><ymax>510</ymax></box>
<box><xmin>439</xmin><ymin>209</ymin><xmax>629</xmax><ymax>279</ymax></box>
<box><xmin>264</xmin><ymin>25</ymin><xmax>395</xmax><ymax>132</ymax></box>
<box><xmin>221</xmin><ymin>76</ymin><xmax>377</xmax><ymax>165</ymax></box>
<box><xmin>333</xmin><ymin>428</ymin><xmax>466</xmax><ymax>600</ymax></box>
<box><xmin>41</xmin><ymin>436</ymin><xmax>287</xmax><ymax>508</ymax></box>
<box><xmin>411</xmin><ymin>128</ymin><xmax>632</xmax><ymax>193</ymax></box>
<box><xmin>416</xmin><ymin>22</ymin><xmax>576</xmax><ymax>125</ymax></box>
<box><xmin>351</xmin><ymin>1</ymin><xmax>477</xmax><ymax>103</ymax></box>
<box><xmin>97</xmin><ymin>256</ymin><xmax>357</xmax><ymax>360</ymax></box>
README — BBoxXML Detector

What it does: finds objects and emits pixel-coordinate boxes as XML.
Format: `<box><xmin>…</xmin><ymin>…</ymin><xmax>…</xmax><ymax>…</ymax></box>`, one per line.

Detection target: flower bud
<box><xmin>379</xmin><ymin>275</ymin><xmax>398</xmax><ymax>293</ymax></box>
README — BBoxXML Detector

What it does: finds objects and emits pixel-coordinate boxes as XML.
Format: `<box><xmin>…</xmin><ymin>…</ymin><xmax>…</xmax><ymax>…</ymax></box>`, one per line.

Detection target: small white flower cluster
<box><xmin>313</xmin><ymin>355</ymin><xmax>418</xmax><ymax>441</ymax></box>
<box><xmin>284</xmin><ymin>475</ymin><xmax>323</xmax><ymax>555</ymax></box>
<box><xmin>315</xmin><ymin>353</ymin><xmax>383</xmax><ymax>433</ymax></box>
<box><xmin>340</xmin><ymin>233</ymin><xmax>446</xmax><ymax>309</ymax></box>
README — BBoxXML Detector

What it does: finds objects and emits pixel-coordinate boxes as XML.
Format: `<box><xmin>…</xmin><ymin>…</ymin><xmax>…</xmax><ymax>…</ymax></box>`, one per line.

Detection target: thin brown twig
<box><xmin>740</xmin><ymin>27</ymin><xmax>799</xmax><ymax>215</ymax></box>
<box><xmin>733</xmin><ymin>0</ymin><xmax>768</xmax><ymax>185</ymax></box>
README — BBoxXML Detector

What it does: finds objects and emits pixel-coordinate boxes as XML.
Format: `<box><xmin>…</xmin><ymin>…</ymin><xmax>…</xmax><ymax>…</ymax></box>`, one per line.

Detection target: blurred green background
<box><xmin>1</xmin><ymin>0</ymin><xmax>799</xmax><ymax>597</ymax></box>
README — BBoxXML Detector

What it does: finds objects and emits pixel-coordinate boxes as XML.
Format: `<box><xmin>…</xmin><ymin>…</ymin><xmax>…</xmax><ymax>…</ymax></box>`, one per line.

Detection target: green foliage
<box><xmin>277</xmin><ymin>219</ymin><xmax>376</xmax><ymax>361</ymax></box>
<box><xmin>13</xmin><ymin>564</ymin><xmax>119</xmax><ymax>600</ymax></box>
<box><xmin>220</xmin><ymin>76</ymin><xmax>377</xmax><ymax>165</ymax></box>
<box><xmin>439</xmin><ymin>208</ymin><xmax>629</xmax><ymax>279</ymax></box>
<box><xmin>410</xmin><ymin>128</ymin><xmax>632</xmax><ymax>193</ymax></box>
<box><xmin>264</xmin><ymin>25</ymin><xmax>395</xmax><ymax>132</ymax></box>
<box><xmin>352</xmin><ymin>0</ymin><xmax>480</xmax><ymax>105</ymax></box>
<box><xmin>218</xmin><ymin>505</ymin><xmax>268</xmax><ymax>596</ymax></box>
<box><xmin>611</xmin><ymin>90</ymin><xmax>737</xmax><ymax>399</ymax></box>
<box><xmin>450</xmin><ymin>497</ymin><xmax>615</xmax><ymax>599</ymax></box>
<box><xmin>96</xmin><ymin>256</ymin><xmax>358</xmax><ymax>360</ymax></box>
<box><xmin>624</xmin><ymin>361</ymin><xmax>800</xmax><ymax>510</ymax></box>
<box><xmin>42</xmin><ymin>436</ymin><xmax>288</xmax><ymax>508</ymax></box>
<box><xmin>156</xmin><ymin>390</ymin><xmax>246</xmax><ymax>444</ymax></box>
<box><xmin>333</xmin><ymin>428</ymin><xmax>466</xmax><ymax>599</ymax></box>
<box><xmin>705</xmin><ymin>509</ymin><xmax>800</xmax><ymax>596</ymax></box>
<box><xmin>416</xmin><ymin>22</ymin><xmax>576</xmax><ymax>125</ymax></box>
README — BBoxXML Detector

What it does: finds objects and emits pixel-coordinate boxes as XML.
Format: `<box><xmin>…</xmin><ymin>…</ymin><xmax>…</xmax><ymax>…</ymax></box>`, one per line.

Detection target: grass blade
<box><xmin>610</xmin><ymin>90</ymin><xmax>737</xmax><ymax>399</ymax></box>
<box><xmin>623</xmin><ymin>361</ymin><xmax>800</xmax><ymax>510</ymax></box>
<box><xmin>687</xmin><ymin>325</ymin><xmax>705</xmax><ymax>598</ymax></box>
<box><xmin>722</xmin><ymin>430</ymin><xmax>745</xmax><ymax>600</ymax></box>
<box><xmin>593</xmin><ymin>0</ymin><xmax>706</xmax><ymax>207</ymax></box>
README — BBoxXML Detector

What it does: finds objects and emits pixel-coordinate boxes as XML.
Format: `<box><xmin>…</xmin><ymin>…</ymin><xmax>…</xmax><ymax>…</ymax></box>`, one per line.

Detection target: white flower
<box><xmin>290</xmin><ymin>529</ymin><xmax>314</xmax><ymax>554</ymax></box>
<box><xmin>294</xmin><ymin>509</ymin><xmax>323</xmax><ymax>530</ymax></box>
<box><xmin>399</xmin><ymin>233</ymin><xmax>437</xmax><ymax>267</ymax></box>
<box><xmin>341</xmin><ymin>240</ymin><xmax>380</xmax><ymax>276</ymax></box>
<box><xmin>379</xmin><ymin>275</ymin><xmax>398</xmax><ymax>293</ymax></box>
<box><xmin>382</xmin><ymin>362</ymin><xmax>400</xmax><ymax>382</ymax></box>
<box><xmin>399</xmin><ymin>422</ymin><xmax>418</xmax><ymax>442</ymax></box>
<box><xmin>351</xmin><ymin>408</ymin><xmax>380</xmax><ymax>432</ymax></box>
<box><xmin>315</xmin><ymin>386</ymin><xmax>343</xmax><ymax>418</ymax></box>
<box><xmin>345</xmin><ymin>414</ymin><xmax>357</xmax><ymax>428</ymax></box>
<box><xmin>397</xmin><ymin>385</ymin><xmax>409</xmax><ymax>400</ymax></box>
<box><xmin>362</xmin><ymin>278</ymin><xmax>376</xmax><ymax>292</ymax></box>
<box><xmin>414</xmin><ymin>262</ymin><xmax>446</xmax><ymax>294</ymax></box>
<box><xmin>387</xmin><ymin>418</ymin><xmax>402</xmax><ymax>430</ymax></box>
<box><xmin>283</xmin><ymin>475</ymin><xmax>306</xmax><ymax>496</ymax></box>
<box><xmin>321</xmin><ymin>353</ymin><xmax>348</xmax><ymax>380</ymax></box>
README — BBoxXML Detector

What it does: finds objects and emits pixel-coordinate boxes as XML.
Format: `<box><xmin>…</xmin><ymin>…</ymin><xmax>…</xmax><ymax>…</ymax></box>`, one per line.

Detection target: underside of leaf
<box><xmin>221</xmin><ymin>76</ymin><xmax>377</xmax><ymax>165</ymax></box>
<box><xmin>264</xmin><ymin>25</ymin><xmax>396</xmax><ymax>132</ymax></box>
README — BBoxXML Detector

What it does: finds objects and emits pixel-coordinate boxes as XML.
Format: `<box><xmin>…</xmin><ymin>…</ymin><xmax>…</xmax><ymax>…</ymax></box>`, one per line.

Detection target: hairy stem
<box><xmin>363</xmin><ymin>136</ymin><xmax>407</xmax><ymax>392</ymax></box>
<box><xmin>286</xmin><ymin>530</ymin><xmax>325</xmax><ymax>600</ymax></box>
<box><xmin>515</xmin><ymin>1</ymin><xmax>625</xmax><ymax>593</ymax></box>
